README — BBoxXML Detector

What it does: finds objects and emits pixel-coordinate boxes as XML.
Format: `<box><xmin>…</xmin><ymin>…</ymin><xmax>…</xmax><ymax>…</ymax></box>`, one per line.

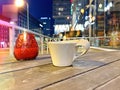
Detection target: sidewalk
<box><xmin>0</xmin><ymin>48</ymin><xmax>9</xmax><ymax>52</ymax></box>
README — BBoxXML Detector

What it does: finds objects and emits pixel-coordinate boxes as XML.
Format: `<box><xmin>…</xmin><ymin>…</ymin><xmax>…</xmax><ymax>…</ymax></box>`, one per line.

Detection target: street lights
<box><xmin>15</xmin><ymin>0</ymin><xmax>29</xmax><ymax>30</ymax></box>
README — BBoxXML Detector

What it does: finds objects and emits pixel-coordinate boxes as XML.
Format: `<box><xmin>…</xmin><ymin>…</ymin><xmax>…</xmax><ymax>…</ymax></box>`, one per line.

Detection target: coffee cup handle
<box><xmin>73</xmin><ymin>39</ymin><xmax>90</xmax><ymax>60</ymax></box>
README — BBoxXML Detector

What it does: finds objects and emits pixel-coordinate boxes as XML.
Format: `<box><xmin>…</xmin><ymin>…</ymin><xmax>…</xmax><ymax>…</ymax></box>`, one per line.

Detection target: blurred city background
<box><xmin>0</xmin><ymin>0</ymin><xmax>120</xmax><ymax>50</ymax></box>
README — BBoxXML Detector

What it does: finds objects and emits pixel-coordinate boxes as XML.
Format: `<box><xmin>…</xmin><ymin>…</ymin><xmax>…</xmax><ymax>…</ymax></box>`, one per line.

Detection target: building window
<box><xmin>58</xmin><ymin>12</ymin><xmax>61</xmax><ymax>15</ymax></box>
<box><xmin>58</xmin><ymin>8</ymin><xmax>64</xmax><ymax>11</ymax></box>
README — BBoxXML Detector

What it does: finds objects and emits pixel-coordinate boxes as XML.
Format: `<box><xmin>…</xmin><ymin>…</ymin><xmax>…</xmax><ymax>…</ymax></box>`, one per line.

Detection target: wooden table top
<box><xmin>0</xmin><ymin>51</ymin><xmax>120</xmax><ymax>90</ymax></box>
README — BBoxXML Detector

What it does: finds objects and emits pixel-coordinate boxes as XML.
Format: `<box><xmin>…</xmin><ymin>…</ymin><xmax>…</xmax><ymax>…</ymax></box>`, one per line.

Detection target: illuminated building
<box><xmin>39</xmin><ymin>17</ymin><xmax>54</xmax><ymax>37</ymax></box>
<box><xmin>53</xmin><ymin>0</ymin><xmax>120</xmax><ymax>37</ymax></box>
<box><xmin>0</xmin><ymin>15</ymin><xmax>10</xmax><ymax>48</ymax></box>
<box><xmin>17</xmin><ymin>8</ymin><xmax>43</xmax><ymax>34</ymax></box>
<box><xmin>52</xmin><ymin>0</ymin><xmax>89</xmax><ymax>36</ymax></box>
<box><xmin>53</xmin><ymin>0</ymin><xmax>71</xmax><ymax>34</ymax></box>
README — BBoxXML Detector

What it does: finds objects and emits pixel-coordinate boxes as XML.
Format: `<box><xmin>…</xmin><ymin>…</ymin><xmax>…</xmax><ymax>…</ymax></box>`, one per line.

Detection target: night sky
<box><xmin>28</xmin><ymin>0</ymin><xmax>52</xmax><ymax>19</ymax></box>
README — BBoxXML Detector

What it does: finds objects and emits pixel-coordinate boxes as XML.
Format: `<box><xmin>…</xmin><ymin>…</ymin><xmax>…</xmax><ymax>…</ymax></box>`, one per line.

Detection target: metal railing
<box><xmin>49</xmin><ymin>36</ymin><xmax>120</xmax><ymax>50</ymax></box>
<box><xmin>0</xmin><ymin>19</ymin><xmax>120</xmax><ymax>60</ymax></box>
<box><xmin>0</xmin><ymin>19</ymin><xmax>52</xmax><ymax>56</ymax></box>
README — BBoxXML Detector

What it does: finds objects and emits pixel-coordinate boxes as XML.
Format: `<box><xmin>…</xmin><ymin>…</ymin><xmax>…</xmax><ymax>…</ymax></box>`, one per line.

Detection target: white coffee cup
<box><xmin>48</xmin><ymin>39</ymin><xmax>90</xmax><ymax>66</ymax></box>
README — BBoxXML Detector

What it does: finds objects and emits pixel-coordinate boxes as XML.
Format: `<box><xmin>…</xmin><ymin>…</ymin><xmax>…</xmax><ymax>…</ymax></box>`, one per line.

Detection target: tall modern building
<box><xmin>17</xmin><ymin>7</ymin><xmax>43</xmax><ymax>34</ymax></box>
<box><xmin>53</xmin><ymin>0</ymin><xmax>71</xmax><ymax>34</ymax></box>
<box><xmin>53</xmin><ymin>0</ymin><xmax>71</xmax><ymax>24</ymax></box>
<box><xmin>52</xmin><ymin>0</ymin><xmax>89</xmax><ymax>36</ymax></box>
<box><xmin>39</xmin><ymin>17</ymin><xmax>54</xmax><ymax>37</ymax></box>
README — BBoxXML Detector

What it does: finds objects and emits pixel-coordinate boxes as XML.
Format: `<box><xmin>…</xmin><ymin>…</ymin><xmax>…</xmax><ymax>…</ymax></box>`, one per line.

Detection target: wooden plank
<box><xmin>95</xmin><ymin>75</ymin><xmax>120</xmax><ymax>90</ymax></box>
<box><xmin>0</xmin><ymin>51</ymin><xmax>120</xmax><ymax>90</ymax></box>
<box><xmin>42</xmin><ymin>59</ymin><xmax>120</xmax><ymax>90</ymax></box>
<box><xmin>0</xmin><ymin>55</ymin><xmax>51</xmax><ymax>74</ymax></box>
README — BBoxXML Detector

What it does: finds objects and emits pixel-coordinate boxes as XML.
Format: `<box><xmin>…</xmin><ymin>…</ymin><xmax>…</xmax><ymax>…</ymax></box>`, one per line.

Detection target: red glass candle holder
<box><xmin>14</xmin><ymin>32</ymin><xmax>39</xmax><ymax>60</ymax></box>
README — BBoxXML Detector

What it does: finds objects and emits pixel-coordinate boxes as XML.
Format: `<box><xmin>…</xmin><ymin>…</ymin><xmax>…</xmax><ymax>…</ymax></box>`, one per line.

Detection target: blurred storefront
<box><xmin>0</xmin><ymin>15</ymin><xmax>10</xmax><ymax>48</ymax></box>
